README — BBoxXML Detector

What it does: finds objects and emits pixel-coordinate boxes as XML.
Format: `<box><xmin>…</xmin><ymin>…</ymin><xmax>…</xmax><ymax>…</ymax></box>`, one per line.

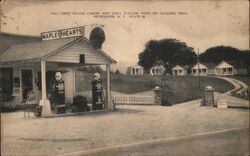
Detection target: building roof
<box><xmin>215</xmin><ymin>61</ymin><xmax>234</xmax><ymax>69</ymax></box>
<box><xmin>0</xmin><ymin>32</ymin><xmax>40</xmax><ymax>55</ymax></box>
<box><xmin>151</xmin><ymin>64</ymin><xmax>165</xmax><ymax>70</ymax></box>
<box><xmin>172</xmin><ymin>65</ymin><xmax>184</xmax><ymax>70</ymax></box>
<box><xmin>172</xmin><ymin>65</ymin><xmax>190</xmax><ymax>71</ymax></box>
<box><xmin>0</xmin><ymin>36</ymin><xmax>116</xmax><ymax>64</ymax></box>
<box><xmin>0</xmin><ymin>37</ymin><xmax>81</xmax><ymax>62</ymax></box>
<box><xmin>191</xmin><ymin>63</ymin><xmax>208</xmax><ymax>69</ymax></box>
<box><xmin>130</xmin><ymin>65</ymin><xmax>143</xmax><ymax>69</ymax></box>
<box><xmin>199</xmin><ymin>61</ymin><xmax>244</xmax><ymax>69</ymax></box>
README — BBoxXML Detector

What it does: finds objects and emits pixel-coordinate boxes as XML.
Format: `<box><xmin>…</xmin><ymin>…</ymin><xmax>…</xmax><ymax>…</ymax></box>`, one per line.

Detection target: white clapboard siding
<box><xmin>46</xmin><ymin>40</ymin><xmax>110</xmax><ymax>65</ymax></box>
<box><xmin>62</xmin><ymin>70</ymin><xmax>74</xmax><ymax>103</ymax></box>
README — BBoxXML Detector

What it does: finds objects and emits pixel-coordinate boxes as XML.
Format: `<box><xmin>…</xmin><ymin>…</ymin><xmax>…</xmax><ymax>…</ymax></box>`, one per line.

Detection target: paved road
<box><xmin>59</xmin><ymin>127</ymin><xmax>250</xmax><ymax>156</ymax></box>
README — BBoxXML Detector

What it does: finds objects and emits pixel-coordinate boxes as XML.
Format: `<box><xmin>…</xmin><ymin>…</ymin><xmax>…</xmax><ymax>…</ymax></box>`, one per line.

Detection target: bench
<box><xmin>24</xmin><ymin>91</ymin><xmax>39</xmax><ymax>117</ymax></box>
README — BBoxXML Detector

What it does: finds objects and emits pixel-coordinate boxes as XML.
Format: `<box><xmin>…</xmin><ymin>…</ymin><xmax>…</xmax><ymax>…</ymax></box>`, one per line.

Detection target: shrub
<box><xmin>72</xmin><ymin>95</ymin><xmax>90</xmax><ymax>112</ymax></box>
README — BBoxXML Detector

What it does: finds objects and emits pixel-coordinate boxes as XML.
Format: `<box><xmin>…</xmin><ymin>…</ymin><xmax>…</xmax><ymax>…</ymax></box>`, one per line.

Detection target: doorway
<box><xmin>21</xmin><ymin>69</ymin><xmax>33</xmax><ymax>100</ymax></box>
<box><xmin>0</xmin><ymin>68</ymin><xmax>13</xmax><ymax>101</ymax></box>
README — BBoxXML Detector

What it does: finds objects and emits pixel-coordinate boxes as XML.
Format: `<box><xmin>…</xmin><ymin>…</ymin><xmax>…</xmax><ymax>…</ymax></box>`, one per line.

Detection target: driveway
<box><xmin>216</xmin><ymin>76</ymin><xmax>249</xmax><ymax>96</ymax></box>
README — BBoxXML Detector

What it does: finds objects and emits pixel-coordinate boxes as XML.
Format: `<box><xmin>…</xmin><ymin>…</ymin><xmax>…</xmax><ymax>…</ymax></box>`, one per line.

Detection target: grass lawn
<box><xmin>75</xmin><ymin>72</ymin><xmax>234</xmax><ymax>105</ymax></box>
<box><xmin>159</xmin><ymin>76</ymin><xmax>234</xmax><ymax>104</ymax></box>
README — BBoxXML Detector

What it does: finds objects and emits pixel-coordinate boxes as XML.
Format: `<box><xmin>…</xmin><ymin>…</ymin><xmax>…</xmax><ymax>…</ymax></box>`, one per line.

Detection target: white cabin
<box><xmin>150</xmin><ymin>65</ymin><xmax>165</xmax><ymax>76</ymax></box>
<box><xmin>0</xmin><ymin>30</ymin><xmax>116</xmax><ymax>116</ymax></box>
<box><xmin>191</xmin><ymin>63</ymin><xmax>208</xmax><ymax>76</ymax></box>
<box><xmin>172</xmin><ymin>65</ymin><xmax>187</xmax><ymax>76</ymax></box>
<box><xmin>215</xmin><ymin>61</ymin><xmax>234</xmax><ymax>76</ymax></box>
<box><xmin>128</xmin><ymin>65</ymin><xmax>144</xmax><ymax>75</ymax></box>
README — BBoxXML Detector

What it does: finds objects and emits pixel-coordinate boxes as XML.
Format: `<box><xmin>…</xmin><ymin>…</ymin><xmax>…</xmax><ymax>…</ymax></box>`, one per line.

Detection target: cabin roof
<box><xmin>172</xmin><ymin>65</ymin><xmax>190</xmax><ymax>70</ymax></box>
<box><xmin>191</xmin><ymin>63</ymin><xmax>208</xmax><ymax>69</ymax></box>
<box><xmin>215</xmin><ymin>61</ymin><xmax>234</xmax><ymax>69</ymax></box>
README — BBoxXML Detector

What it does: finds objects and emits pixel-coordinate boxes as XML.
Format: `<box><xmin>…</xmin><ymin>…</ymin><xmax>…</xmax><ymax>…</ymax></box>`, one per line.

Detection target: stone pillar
<box><xmin>205</xmin><ymin>86</ymin><xmax>214</xmax><ymax>107</ymax></box>
<box><xmin>153</xmin><ymin>86</ymin><xmax>162</xmax><ymax>105</ymax></box>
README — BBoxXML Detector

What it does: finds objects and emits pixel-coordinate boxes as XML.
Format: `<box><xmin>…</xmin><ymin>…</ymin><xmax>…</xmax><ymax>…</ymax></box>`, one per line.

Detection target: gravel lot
<box><xmin>1</xmin><ymin>100</ymin><xmax>249</xmax><ymax>156</ymax></box>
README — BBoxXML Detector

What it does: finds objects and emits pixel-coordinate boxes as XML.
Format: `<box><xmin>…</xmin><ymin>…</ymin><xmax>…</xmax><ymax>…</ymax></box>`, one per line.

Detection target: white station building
<box><xmin>0</xmin><ymin>26</ymin><xmax>117</xmax><ymax>116</ymax></box>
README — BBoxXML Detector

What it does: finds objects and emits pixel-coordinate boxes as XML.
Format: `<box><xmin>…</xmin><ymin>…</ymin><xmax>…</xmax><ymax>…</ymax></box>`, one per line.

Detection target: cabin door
<box><xmin>21</xmin><ymin>69</ymin><xmax>33</xmax><ymax>100</ymax></box>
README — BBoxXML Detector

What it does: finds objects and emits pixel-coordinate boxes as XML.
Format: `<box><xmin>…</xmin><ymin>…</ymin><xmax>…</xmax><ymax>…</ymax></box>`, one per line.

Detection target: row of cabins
<box><xmin>127</xmin><ymin>65</ymin><xmax>165</xmax><ymax>76</ymax></box>
<box><xmin>127</xmin><ymin>61</ymin><xmax>248</xmax><ymax>76</ymax></box>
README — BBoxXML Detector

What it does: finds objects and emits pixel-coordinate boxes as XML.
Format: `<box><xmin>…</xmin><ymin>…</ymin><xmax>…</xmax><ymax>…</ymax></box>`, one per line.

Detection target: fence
<box><xmin>112</xmin><ymin>94</ymin><xmax>155</xmax><ymax>104</ymax></box>
<box><xmin>75</xmin><ymin>71</ymin><xmax>158</xmax><ymax>105</ymax></box>
<box><xmin>75</xmin><ymin>90</ymin><xmax>156</xmax><ymax>105</ymax></box>
<box><xmin>111</xmin><ymin>90</ymin><xmax>155</xmax><ymax>105</ymax></box>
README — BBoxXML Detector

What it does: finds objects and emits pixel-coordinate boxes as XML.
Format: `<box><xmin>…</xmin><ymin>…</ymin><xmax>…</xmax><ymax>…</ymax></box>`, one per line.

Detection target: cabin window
<box><xmin>79</xmin><ymin>54</ymin><xmax>85</xmax><ymax>64</ymax></box>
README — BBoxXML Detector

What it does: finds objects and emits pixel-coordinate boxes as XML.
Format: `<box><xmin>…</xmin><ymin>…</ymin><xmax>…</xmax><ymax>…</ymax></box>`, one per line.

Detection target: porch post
<box><xmin>106</xmin><ymin>63</ymin><xmax>112</xmax><ymax>110</ymax></box>
<box><xmin>39</xmin><ymin>61</ymin><xmax>51</xmax><ymax>116</ymax></box>
<box><xmin>41</xmin><ymin>61</ymin><xmax>46</xmax><ymax>100</ymax></box>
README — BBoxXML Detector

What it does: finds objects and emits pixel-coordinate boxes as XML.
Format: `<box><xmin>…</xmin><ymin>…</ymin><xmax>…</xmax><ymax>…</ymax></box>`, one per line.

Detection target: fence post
<box><xmin>205</xmin><ymin>86</ymin><xmax>214</xmax><ymax>107</ymax></box>
<box><xmin>153</xmin><ymin>86</ymin><xmax>162</xmax><ymax>105</ymax></box>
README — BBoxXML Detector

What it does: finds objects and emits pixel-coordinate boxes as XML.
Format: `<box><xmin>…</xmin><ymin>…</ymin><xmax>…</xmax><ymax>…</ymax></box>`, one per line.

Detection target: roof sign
<box><xmin>41</xmin><ymin>27</ymin><xmax>84</xmax><ymax>41</ymax></box>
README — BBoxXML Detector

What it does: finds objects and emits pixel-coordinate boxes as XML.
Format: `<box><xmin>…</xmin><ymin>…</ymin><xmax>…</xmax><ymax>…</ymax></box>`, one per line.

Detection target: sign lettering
<box><xmin>41</xmin><ymin>27</ymin><xmax>84</xmax><ymax>40</ymax></box>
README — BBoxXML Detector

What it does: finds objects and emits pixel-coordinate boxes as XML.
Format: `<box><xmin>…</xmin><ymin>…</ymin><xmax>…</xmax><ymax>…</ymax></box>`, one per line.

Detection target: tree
<box><xmin>115</xmin><ymin>69</ymin><xmax>121</xmax><ymax>74</ymax></box>
<box><xmin>200</xmin><ymin>46</ymin><xmax>250</xmax><ymax>68</ymax></box>
<box><xmin>138</xmin><ymin>39</ymin><xmax>196</xmax><ymax>72</ymax></box>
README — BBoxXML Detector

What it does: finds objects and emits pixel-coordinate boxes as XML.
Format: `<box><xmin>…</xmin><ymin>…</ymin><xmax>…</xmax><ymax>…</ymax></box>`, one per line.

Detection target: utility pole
<box><xmin>197</xmin><ymin>48</ymin><xmax>200</xmax><ymax>90</ymax></box>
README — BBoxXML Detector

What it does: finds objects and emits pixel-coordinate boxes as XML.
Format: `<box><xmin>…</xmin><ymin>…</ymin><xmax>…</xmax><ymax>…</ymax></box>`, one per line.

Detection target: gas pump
<box><xmin>53</xmin><ymin>72</ymin><xmax>66</xmax><ymax>113</ymax></box>
<box><xmin>92</xmin><ymin>73</ymin><xmax>104</xmax><ymax>110</ymax></box>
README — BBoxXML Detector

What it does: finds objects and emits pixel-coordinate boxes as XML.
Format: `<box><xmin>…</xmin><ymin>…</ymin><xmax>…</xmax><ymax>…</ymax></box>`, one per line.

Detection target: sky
<box><xmin>1</xmin><ymin>0</ymin><xmax>249</xmax><ymax>72</ymax></box>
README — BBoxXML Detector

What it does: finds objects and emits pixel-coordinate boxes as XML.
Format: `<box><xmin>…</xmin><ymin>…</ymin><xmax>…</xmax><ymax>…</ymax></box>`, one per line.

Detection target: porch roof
<box><xmin>191</xmin><ymin>63</ymin><xmax>208</xmax><ymax>70</ymax></box>
<box><xmin>0</xmin><ymin>36</ymin><xmax>116</xmax><ymax>64</ymax></box>
<box><xmin>215</xmin><ymin>61</ymin><xmax>234</xmax><ymax>69</ymax></box>
<box><xmin>151</xmin><ymin>65</ymin><xmax>165</xmax><ymax>70</ymax></box>
<box><xmin>172</xmin><ymin>65</ymin><xmax>184</xmax><ymax>70</ymax></box>
<box><xmin>130</xmin><ymin>65</ymin><xmax>143</xmax><ymax>69</ymax></box>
